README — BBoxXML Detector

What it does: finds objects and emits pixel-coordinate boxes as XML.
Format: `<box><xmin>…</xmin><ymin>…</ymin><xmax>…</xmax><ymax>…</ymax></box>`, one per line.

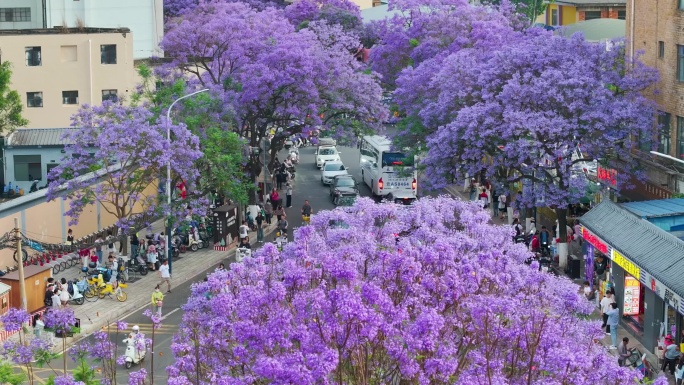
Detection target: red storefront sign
<box><xmin>597</xmin><ymin>166</ymin><xmax>617</xmax><ymax>186</ymax></box>
<box><xmin>581</xmin><ymin>227</ymin><xmax>608</xmax><ymax>254</ymax></box>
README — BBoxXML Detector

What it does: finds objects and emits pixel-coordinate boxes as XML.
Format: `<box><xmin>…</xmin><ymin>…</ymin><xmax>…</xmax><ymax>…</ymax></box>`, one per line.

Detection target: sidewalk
<box><xmin>440</xmin><ymin>184</ymin><xmax>672</xmax><ymax>383</ymax></box>
<box><xmin>49</xmin><ymin>218</ymin><xmax>277</xmax><ymax>341</ymax></box>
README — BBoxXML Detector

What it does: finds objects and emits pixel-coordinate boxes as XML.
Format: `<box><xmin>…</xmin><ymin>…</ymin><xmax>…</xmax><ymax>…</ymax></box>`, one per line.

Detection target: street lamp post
<box><xmin>165</xmin><ymin>89</ymin><xmax>209</xmax><ymax>274</ymax></box>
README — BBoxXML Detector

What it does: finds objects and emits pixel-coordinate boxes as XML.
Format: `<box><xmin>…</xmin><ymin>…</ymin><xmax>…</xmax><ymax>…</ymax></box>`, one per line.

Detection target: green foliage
<box><xmin>201</xmin><ymin>127</ymin><xmax>252</xmax><ymax>205</ymax></box>
<box><xmin>483</xmin><ymin>0</ymin><xmax>551</xmax><ymax>24</ymax></box>
<box><xmin>0</xmin><ymin>61</ymin><xmax>29</xmax><ymax>135</ymax></box>
<box><xmin>72</xmin><ymin>358</ymin><xmax>100</xmax><ymax>385</ymax></box>
<box><xmin>0</xmin><ymin>362</ymin><xmax>26</xmax><ymax>385</ymax></box>
<box><xmin>408</xmin><ymin>38</ymin><xmax>419</xmax><ymax>48</ymax></box>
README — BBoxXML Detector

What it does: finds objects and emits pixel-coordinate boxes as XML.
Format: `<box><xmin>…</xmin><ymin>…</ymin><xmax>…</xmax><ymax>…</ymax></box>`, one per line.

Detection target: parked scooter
<box><xmin>236</xmin><ymin>247</ymin><xmax>251</xmax><ymax>262</ymax></box>
<box><xmin>67</xmin><ymin>279</ymin><xmax>85</xmax><ymax>305</ymax></box>
<box><xmin>122</xmin><ymin>326</ymin><xmax>146</xmax><ymax>369</ymax></box>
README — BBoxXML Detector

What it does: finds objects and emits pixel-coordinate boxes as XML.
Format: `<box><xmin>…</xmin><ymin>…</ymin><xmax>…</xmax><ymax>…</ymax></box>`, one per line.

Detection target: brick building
<box><xmin>543</xmin><ymin>0</ymin><xmax>626</xmax><ymax>26</ymax></box>
<box><xmin>626</xmin><ymin>0</ymin><xmax>684</xmax><ymax>197</ymax></box>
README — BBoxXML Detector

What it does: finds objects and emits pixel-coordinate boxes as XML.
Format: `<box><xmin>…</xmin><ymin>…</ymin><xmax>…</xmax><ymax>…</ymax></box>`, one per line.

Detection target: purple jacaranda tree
<box><xmin>406</xmin><ymin>33</ymin><xmax>658</xmax><ymax>268</ymax></box>
<box><xmin>0</xmin><ymin>308</ymin><xmax>54</xmax><ymax>385</ymax></box>
<box><xmin>167</xmin><ymin>196</ymin><xmax>642</xmax><ymax>384</ymax></box>
<box><xmin>161</xmin><ymin>2</ymin><xmax>385</xmax><ymax>201</ymax></box>
<box><xmin>369</xmin><ymin>0</ymin><xmax>525</xmax><ymax>89</ymax></box>
<box><xmin>43</xmin><ymin>308</ymin><xmax>77</xmax><ymax>377</ymax></box>
<box><xmin>285</xmin><ymin>0</ymin><xmax>362</xmax><ymax>32</ymax></box>
<box><xmin>46</xmin><ymin>102</ymin><xmax>203</xmax><ymax>243</ymax></box>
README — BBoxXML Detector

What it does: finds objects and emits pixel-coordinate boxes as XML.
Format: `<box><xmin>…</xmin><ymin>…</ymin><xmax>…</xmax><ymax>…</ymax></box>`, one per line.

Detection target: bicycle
<box><xmin>13</xmin><ymin>248</ymin><xmax>28</xmax><ymax>263</ymax></box>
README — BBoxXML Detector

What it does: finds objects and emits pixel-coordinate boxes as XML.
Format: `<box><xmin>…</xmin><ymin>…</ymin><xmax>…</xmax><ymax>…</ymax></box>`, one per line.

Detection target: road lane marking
<box><xmin>160</xmin><ymin>308</ymin><xmax>180</xmax><ymax>321</ymax></box>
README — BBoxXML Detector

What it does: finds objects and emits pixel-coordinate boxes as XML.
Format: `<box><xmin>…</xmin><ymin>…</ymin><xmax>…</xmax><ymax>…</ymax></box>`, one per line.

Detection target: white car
<box><xmin>321</xmin><ymin>161</ymin><xmax>348</xmax><ymax>185</ymax></box>
<box><xmin>316</xmin><ymin>146</ymin><xmax>341</xmax><ymax>168</ymax></box>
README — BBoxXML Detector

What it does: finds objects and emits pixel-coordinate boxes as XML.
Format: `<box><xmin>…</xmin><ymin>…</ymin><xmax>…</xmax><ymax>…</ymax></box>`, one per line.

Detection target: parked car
<box><xmin>321</xmin><ymin>161</ymin><xmax>348</xmax><ymax>185</ymax></box>
<box><xmin>316</xmin><ymin>146</ymin><xmax>341</xmax><ymax>169</ymax></box>
<box><xmin>329</xmin><ymin>175</ymin><xmax>359</xmax><ymax>205</ymax></box>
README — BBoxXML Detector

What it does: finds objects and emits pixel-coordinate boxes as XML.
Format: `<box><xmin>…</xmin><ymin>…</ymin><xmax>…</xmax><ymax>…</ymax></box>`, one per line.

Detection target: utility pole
<box><xmin>13</xmin><ymin>218</ymin><xmax>27</xmax><ymax>311</ymax></box>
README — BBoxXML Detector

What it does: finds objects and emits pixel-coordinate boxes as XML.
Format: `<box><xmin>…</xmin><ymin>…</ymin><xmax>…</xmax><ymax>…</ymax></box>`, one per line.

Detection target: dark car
<box><xmin>329</xmin><ymin>175</ymin><xmax>359</xmax><ymax>206</ymax></box>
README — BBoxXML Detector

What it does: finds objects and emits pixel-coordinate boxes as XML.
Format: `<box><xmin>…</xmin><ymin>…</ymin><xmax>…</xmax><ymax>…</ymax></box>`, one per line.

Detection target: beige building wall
<box><xmin>0</xmin><ymin>176</ymin><xmax>159</xmax><ymax>269</ymax></box>
<box><xmin>351</xmin><ymin>0</ymin><xmax>373</xmax><ymax>10</ymax></box>
<box><xmin>0</xmin><ymin>28</ymin><xmax>137</xmax><ymax>129</ymax></box>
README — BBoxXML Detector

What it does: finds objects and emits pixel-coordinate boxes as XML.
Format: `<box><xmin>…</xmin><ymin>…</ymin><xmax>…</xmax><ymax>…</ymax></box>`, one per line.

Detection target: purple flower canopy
<box><xmin>168</xmin><ymin>196</ymin><xmax>639</xmax><ymax>384</ymax></box>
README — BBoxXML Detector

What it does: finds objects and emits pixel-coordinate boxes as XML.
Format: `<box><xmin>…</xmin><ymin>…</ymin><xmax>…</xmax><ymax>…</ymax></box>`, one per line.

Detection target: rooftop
<box><xmin>556</xmin><ymin>18</ymin><xmax>625</xmax><ymax>42</ymax></box>
<box><xmin>554</xmin><ymin>0</ymin><xmax>626</xmax><ymax>5</ymax></box>
<box><xmin>0</xmin><ymin>27</ymin><xmax>130</xmax><ymax>36</ymax></box>
<box><xmin>6</xmin><ymin>128</ymin><xmax>75</xmax><ymax>147</ymax></box>
<box><xmin>621</xmin><ymin>198</ymin><xmax>684</xmax><ymax>219</ymax></box>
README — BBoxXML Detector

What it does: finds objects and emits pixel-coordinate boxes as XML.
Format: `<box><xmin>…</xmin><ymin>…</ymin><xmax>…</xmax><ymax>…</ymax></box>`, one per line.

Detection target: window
<box><xmin>551</xmin><ymin>9</ymin><xmax>558</xmax><ymax>25</ymax></box>
<box><xmin>680</xmin><ymin>0</ymin><xmax>684</xmax><ymax>10</ymax></box>
<box><xmin>659</xmin><ymin>41</ymin><xmax>665</xmax><ymax>59</ymax></box>
<box><xmin>617</xmin><ymin>10</ymin><xmax>626</xmax><ymax>20</ymax></box>
<box><xmin>678</xmin><ymin>116</ymin><xmax>684</xmax><ymax>159</ymax></box>
<box><xmin>0</xmin><ymin>8</ymin><xmax>31</xmax><ymax>22</ymax></box>
<box><xmin>584</xmin><ymin>11</ymin><xmax>602</xmax><ymax>20</ymax></box>
<box><xmin>678</xmin><ymin>45</ymin><xmax>684</xmax><ymax>82</ymax></box>
<box><xmin>102</xmin><ymin>89</ymin><xmax>118</xmax><ymax>102</ymax></box>
<box><xmin>14</xmin><ymin>155</ymin><xmax>41</xmax><ymax>182</ymax></box>
<box><xmin>62</xmin><ymin>91</ymin><xmax>78</xmax><ymax>105</ymax></box>
<box><xmin>659</xmin><ymin>112</ymin><xmax>671</xmax><ymax>154</ymax></box>
<box><xmin>25</xmin><ymin>47</ymin><xmax>41</xmax><ymax>66</ymax></box>
<box><xmin>100</xmin><ymin>45</ymin><xmax>116</xmax><ymax>64</ymax></box>
<box><xmin>26</xmin><ymin>92</ymin><xmax>42</xmax><ymax>107</ymax></box>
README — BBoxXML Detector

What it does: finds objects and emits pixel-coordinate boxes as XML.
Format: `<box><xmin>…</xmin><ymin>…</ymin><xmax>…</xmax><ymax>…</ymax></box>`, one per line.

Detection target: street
<box><xmin>24</xmin><ymin>142</ymin><xmax>398</xmax><ymax>384</ymax></box>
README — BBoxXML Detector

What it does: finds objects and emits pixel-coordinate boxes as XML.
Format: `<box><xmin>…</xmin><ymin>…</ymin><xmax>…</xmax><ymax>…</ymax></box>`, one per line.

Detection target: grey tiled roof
<box><xmin>580</xmin><ymin>200</ymin><xmax>684</xmax><ymax>298</ymax></box>
<box><xmin>6</xmin><ymin>128</ymin><xmax>75</xmax><ymax>147</ymax></box>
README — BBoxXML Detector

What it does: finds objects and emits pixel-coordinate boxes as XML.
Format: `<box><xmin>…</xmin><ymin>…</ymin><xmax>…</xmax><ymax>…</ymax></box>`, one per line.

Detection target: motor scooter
<box><xmin>122</xmin><ymin>335</ymin><xmax>146</xmax><ymax>369</ymax></box>
<box><xmin>289</xmin><ymin>148</ymin><xmax>299</xmax><ymax>164</ymax></box>
<box><xmin>67</xmin><ymin>280</ymin><xmax>85</xmax><ymax>305</ymax></box>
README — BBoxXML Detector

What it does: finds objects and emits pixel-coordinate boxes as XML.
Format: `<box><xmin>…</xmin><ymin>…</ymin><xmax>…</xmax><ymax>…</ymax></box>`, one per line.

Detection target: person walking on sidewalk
<box><xmin>617</xmin><ymin>337</ymin><xmax>630</xmax><ymax>367</ymax></box>
<box><xmin>264</xmin><ymin>202</ymin><xmax>273</xmax><ymax>225</ymax></box>
<box><xmin>239</xmin><ymin>220</ymin><xmax>249</xmax><ymax>241</ymax></box>
<box><xmin>256</xmin><ymin>211</ymin><xmax>264</xmax><ymax>243</ymax></box>
<box><xmin>498</xmin><ymin>192</ymin><xmax>507</xmax><ymax>220</ymax></box>
<box><xmin>275</xmin><ymin>204</ymin><xmax>285</xmax><ymax>222</ymax></box>
<box><xmin>151</xmin><ymin>285</ymin><xmax>164</xmax><ymax>316</ymax></box>
<box><xmin>286</xmin><ymin>183</ymin><xmax>293</xmax><ymax>208</ymax></box>
<box><xmin>270</xmin><ymin>188</ymin><xmax>280</xmax><ymax>211</ymax></box>
<box><xmin>606</xmin><ymin>302</ymin><xmax>620</xmax><ymax>349</ymax></box>
<box><xmin>662</xmin><ymin>340</ymin><xmax>681</xmax><ymax>375</ymax></box>
<box><xmin>158</xmin><ymin>260</ymin><xmax>171</xmax><ymax>293</ymax></box>
<box><xmin>600</xmin><ymin>289</ymin><xmax>616</xmax><ymax>333</ymax></box>
<box><xmin>675</xmin><ymin>356</ymin><xmax>684</xmax><ymax>385</ymax></box>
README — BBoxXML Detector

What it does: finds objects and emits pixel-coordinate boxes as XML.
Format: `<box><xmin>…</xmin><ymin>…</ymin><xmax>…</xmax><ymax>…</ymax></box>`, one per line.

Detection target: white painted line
<box><xmin>160</xmin><ymin>308</ymin><xmax>180</xmax><ymax>321</ymax></box>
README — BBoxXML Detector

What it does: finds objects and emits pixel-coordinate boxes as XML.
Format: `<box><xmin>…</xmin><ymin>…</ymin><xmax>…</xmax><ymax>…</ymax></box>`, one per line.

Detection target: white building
<box><xmin>0</xmin><ymin>0</ymin><xmax>162</xmax><ymax>59</ymax></box>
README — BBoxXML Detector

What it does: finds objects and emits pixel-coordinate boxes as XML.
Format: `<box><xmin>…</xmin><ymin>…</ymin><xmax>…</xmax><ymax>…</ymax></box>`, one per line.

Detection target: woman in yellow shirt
<box><xmin>151</xmin><ymin>285</ymin><xmax>164</xmax><ymax>316</ymax></box>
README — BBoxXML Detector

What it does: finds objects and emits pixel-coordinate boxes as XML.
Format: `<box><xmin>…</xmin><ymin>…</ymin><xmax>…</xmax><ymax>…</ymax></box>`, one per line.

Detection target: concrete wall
<box><xmin>45</xmin><ymin>0</ymin><xmax>163</xmax><ymax>59</ymax></box>
<box><xmin>0</xmin><ymin>0</ymin><xmax>163</xmax><ymax>59</ymax></box>
<box><xmin>0</xmin><ymin>29</ymin><xmax>137</xmax><ymax>129</ymax></box>
<box><xmin>0</xmin><ymin>173</ymin><xmax>159</xmax><ymax>270</ymax></box>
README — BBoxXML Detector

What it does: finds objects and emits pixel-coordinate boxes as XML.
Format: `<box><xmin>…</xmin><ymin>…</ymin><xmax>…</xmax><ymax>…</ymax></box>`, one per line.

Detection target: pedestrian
<box><xmin>600</xmin><ymin>289</ymin><xmax>615</xmax><ymax>333</ymax></box>
<box><xmin>675</xmin><ymin>356</ymin><xmax>684</xmax><ymax>385</ymax></box>
<box><xmin>147</xmin><ymin>245</ymin><xmax>158</xmax><ymax>271</ymax></box>
<box><xmin>478</xmin><ymin>188</ymin><xmax>488</xmax><ymax>208</ymax></box>
<box><xmin>606</xmin><ymin>302</ymin><xmax>620</xmax><ymax>349</ymax></box>
<box><xmin>106</xmin><ymin>230</ymin><xmax>116</xmax><ymax>257</ymax></box>
<box><xmin>239</xmin><ymin>220</ymin><xmax>249</xmax><ymax>241</ymax></box>
<box><xmin>581</xmin><ymin>281</ymin><xmax>593</xmax><ymax>301</ymax></box>
<box><xmin>275</xmin><ymin>204</ymin><xmax>285</xmax><ymax>221</ymax></box>
<box><xmin>278</xmin><ymin>216</ymin><xmax>288</xmax><ymax>234</ymax></box>
<box><xmin>468</xmin><ymin>178</ymin><xmax>477</xmax><ymax>201</ymax></box>
<box><xmin>51</xmin><ymin>289</ymin><xmax>61</xmax><ymax>309</ymax></box>
<box><xmin>617</xmin><ymin>337</ymin><xmax>630</xmax><ymax>367</ymax></box>
<box><xmin>264</xmin><ymin>202</ymin><xmax>273</xmax><ymax>225</ymax></box>
<box><xmin>94</xmin><ymin>235</ymin><xmax>104</xmax><ymax>265</ymax></box>
<box><xmin>66</xmin><ymin>228</ymin><xmax>74</xmax><ymax>246</ymax></box>
<box><xmin>662</xmin><ymin>338</ymin><xmax>681</xmax><ymax>375</ymax></box>
<box><xmin>106</xmin><ymin>253</ymin><xmax>118</xmax><ymax>282</ymax></box>
<box><xmin>498</xmin><ymin>192</ymin><xmax>507</xmax><ymax>220</ymax></box>
<box><xmin>277</xmin><ymin>167</ymin><xmax>286</xmax><ymax>190</ymax></box>
<box><xmin>159</xmin><ymin>259</ymin><xmax>171</xmax><ymax>293</ymax></box>
<box><xmin>286</xmin><ymin>183</ymin><xmax>293</xmax><ymax>208</ymax></box>
<box><xmin>151</xmin><ymin>285</ymin><xmax>164</xmax><ymax>316</ymax></box>
<box><xmin>216</xmin><ymin>263</ymin><xmax>225</xmax><ymax>272</ymax></box>
<box><xmin>130</xmin><ymin>233</ymin><xmax>140</xmax><ymax>259</ymax></box>
<box><xmin>33</xmin><ymin>313</ymin><xmax>44</xmax><ymax>338</ymax></box>
<box><xmin>270</xmin><ymin>188</ymin><xmax>279</xmax><ymax>211</ymax></box>
<box><xmin>256</xmin><ymin>211</ymin><xmax>264</xmax><ymax>243</ymax></box>
<box><xmin>59</xmin><ymin>278</ymin><xmax>70</xmax><ymax>306</ymax></box>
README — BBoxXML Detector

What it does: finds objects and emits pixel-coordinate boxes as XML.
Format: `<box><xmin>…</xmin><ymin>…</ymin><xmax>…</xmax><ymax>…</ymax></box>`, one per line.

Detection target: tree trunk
<box><xmin>555</xmin><ymin>207</ymin><xmax>569</xmax><ymax>269</ymax></box>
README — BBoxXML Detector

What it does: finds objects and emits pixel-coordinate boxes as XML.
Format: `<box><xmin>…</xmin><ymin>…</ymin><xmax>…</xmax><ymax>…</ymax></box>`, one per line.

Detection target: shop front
<box><xmin>580</xmin><ymin>200</ymin><xmax>684</xmax><ymax>352</ymax></box>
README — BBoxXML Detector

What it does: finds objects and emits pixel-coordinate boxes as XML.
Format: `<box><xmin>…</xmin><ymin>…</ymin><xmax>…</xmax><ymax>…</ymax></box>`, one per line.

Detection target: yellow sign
<box><xmin>611</xmin><ymin>249</ymin><xmax>640</xmax><ymax>280</ymax></box>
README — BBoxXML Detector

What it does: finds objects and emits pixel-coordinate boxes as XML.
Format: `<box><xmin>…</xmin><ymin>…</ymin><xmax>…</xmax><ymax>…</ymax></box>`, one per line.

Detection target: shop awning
<box><xmin>580</xmin><ymin>200</ymin><xmax>684</xmax><ymax>299</ymax></box>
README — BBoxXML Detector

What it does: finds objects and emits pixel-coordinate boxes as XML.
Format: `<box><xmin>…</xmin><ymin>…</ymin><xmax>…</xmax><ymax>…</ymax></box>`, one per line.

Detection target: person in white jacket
<box><xmin>675</xmin><ymin>356</ymin><xmax>684</xmax><ymax>385</ymax></box>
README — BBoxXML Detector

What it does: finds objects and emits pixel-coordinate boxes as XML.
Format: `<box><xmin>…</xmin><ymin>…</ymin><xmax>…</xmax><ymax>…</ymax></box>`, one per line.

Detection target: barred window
<box><xmin>0</xmin><ymin>8</ymin><xmax>31</xmax><ymax>22</ymax></box>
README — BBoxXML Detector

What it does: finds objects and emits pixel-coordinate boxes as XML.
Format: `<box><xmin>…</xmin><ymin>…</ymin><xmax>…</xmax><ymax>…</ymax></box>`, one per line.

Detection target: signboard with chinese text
<box><xmin>623</xmin><ymin>276</ymin><xmax>641</xmax><ymax>316</ymax></box>
<box><xmin>580</xmin><ymin>227</ymin><xmax>609</xmax><ymax>254</ymax></box>
<box><xmin>597</xmin><ymin>166</ymin><xmax>617</xmax><ymax>186</ymax></box>
<box><xmin>641</xmin><ymin>270</ymin><xmax>684</xmax><ymax>316</ymax></box>
<box><xmin>611</xmin><ymin>249</ymin><xmax>640</xmax><ymax>280</ymax></box>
